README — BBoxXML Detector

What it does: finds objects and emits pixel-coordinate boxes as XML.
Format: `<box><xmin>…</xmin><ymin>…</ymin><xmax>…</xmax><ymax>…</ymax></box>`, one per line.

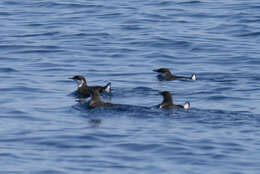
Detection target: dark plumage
<box><xmin>69</xmin><ymin>75</ymin><xmax>111</xmax><ymax>98</ymax></box>
<box><xmin>153</xmin><ymin>68</ymin><xmax>196</xmax><ymax>81</ymax></box>
<box><xmin>89</xmin><ymin>89</ymin><xmax>114</xmax><ymax>108</ymax></box>
<box><xmin>159</xmin><ymin>91</ymin><xmax>190</xmax><ymax>109</ymax></box>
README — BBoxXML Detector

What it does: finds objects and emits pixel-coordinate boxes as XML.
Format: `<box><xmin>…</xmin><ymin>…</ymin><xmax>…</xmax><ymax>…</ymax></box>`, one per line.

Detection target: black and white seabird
<box><xmin>159</xmin><ymin>91</ymin><xmax>190</xmax><ymax>109</ymax></box>
<box><xmin>89</xmin><ymin>89</ymin><xmax>114</xmax><ymax>108</ymax></box>
<box><xmin>69</xmin><ymin>75</ymin><xmax>111</xmax><ymax>98</ymax></box>
<box><xmin>153</xmin><ymin>68</ymin><xmax>196</xmax><ymax>81</ymax></box>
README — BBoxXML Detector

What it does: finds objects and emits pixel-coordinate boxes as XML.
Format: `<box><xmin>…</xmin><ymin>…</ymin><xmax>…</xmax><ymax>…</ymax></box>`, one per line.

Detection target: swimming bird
<box><xmin>69</xmin><ymin>75</ymin><xmax>111</xmax><ymax>98</ymax></box>
<box><xmin>153</xmin><ymin>68</ymin><xmax>196</xmax><ymax>81</ymax></box>
<box><xmin>159</xmin><ymin>91</ymin><xmax>190</xmax><ymax>109</ymax></box>
<box><xmin>89</xmin><ymin>89</ymin><xmax>114</xmax><ymax>108</ymax></box>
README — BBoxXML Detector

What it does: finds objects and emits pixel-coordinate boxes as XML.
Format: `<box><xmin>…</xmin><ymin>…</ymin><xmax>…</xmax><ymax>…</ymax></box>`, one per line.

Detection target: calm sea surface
<box><xmin>1</xmin><ymin>0</ymin><xmax>260</xmax><ymax>173</ymax></box>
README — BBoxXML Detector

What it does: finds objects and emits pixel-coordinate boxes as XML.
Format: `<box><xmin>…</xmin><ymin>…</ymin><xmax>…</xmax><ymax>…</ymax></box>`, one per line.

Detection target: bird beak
<box><xmin>68</xmin><ymin>77</ymin><xmax>73</xmax><ymax>80</ymax></box>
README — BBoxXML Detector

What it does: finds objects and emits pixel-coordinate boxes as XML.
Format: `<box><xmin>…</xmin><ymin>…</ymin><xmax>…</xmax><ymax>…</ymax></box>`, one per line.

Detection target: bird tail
<box><xmin>183</xmin><ymin>102</ymin><xmax>190</xmax><ymax>110</ymax></box>
<box><xmin>191</xmin><ymin>73</ymin><xmax>196</xmax><ymax>80</ymax></box>
<box><xmin>104</xmin><ymin>82</ymin><xmax>111</xmax><ymax>93</ymax></box>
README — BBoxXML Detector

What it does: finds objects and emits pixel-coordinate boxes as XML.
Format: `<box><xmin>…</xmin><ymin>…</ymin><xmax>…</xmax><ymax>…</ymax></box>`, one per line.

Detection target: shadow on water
<box><xmin>68</xmin><ymin>83</ymin><xmax>258</xmax><ymax>128</ymax></box>
<box><xmin>71</xmin><ymin>96</ymin><xmax>258</xmax><ymax>128</ymax></box>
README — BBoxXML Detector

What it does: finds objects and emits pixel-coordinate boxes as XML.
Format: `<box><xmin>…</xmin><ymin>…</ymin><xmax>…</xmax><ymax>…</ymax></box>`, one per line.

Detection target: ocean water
<box><xmin>1</xmin><ymin>0</ymin><xmax>260</xmax><ymax>173</ymax></box>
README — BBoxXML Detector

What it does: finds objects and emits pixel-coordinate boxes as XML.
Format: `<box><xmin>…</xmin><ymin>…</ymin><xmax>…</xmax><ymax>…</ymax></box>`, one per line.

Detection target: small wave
<box><xmin>62</xmin><ymin>32</ymin><xmax>111</xmax><ymax>39</ymax></box>
<box><xmin>34</xmin><ymin>2</ymin><xmax>100</xmax><ymax>9</ymax></box>
<box><xmin>238</xmin><ymin>32</ymin><xmax>260</xmax><ymax>37</ymax></box>
<box><xmin>3</xmin><ymin>1</ymin><xmax>21</xmax><ymax>5</ymax></box>
<box><xmin>98</xmin><ymin>12</ymin><xmax>124</xmax><ymax>19</ymax></box>
<box><xmin>206</xmin><ymin>95</ymin><xmax>242</xmax><ymax>101</ymax></box>
<box><xmin>14</xmin><ymin>50</ymin><xmax>64</xmax><ymax>54</ymax></box>
<box><xmin>114</xmin><ymin>142</ymin><xmax>161</xmax><ymax>152</ymax></box>
<box><xmin>0</xmin><ymin>45</ymin><xmax>62</xmax><ymax>53</ymax></box>
<box><xmin>157</xmin><ymin>1</ymin><xmax>174</xmax><ymax>6</ymax></box>
<box><xmin>0</xmin><ymin>12</ymin><xmax>12</xmax><ymax>16</ymax></box>
<box><xmin>178</xmin><ymin>1</ymin><xmax>203</xmax><ymax>5</ymax></box>
<box><xmin>13</xmin><ymin>32</ymin><xmax>60</xmax><ymax>38</ymax></box>
<box><xmin>0</xmin><ymin>86</ymin><xmax>51</xmax><ymax>94</ymax></box>
<box><xmin>121</xmin><ymin>24</ymin><xmax>145</xmax><ymax>31</ymax></box>
<box><xmin>0</xmin><ymin>67</ymin><xmax>18</xmax><ymax>73</ymax></box>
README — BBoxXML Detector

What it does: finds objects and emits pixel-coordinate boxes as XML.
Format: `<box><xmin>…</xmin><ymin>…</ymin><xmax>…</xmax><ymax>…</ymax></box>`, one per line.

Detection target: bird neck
<box><xmin>163</xmin><ymin>95</ymin><xmax>173</xmax><ymax>104</ymax></box>
<box><xmin>77</xmin><ymin>79</ymin><xmax>87</xmax><ymax>88</ymax></box>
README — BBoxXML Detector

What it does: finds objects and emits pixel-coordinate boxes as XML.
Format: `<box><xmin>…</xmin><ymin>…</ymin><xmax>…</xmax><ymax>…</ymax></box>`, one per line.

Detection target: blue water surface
<box><xmin>1</xmin><ymin>0</ymin><xmax>260</xmax><ymax>173</ymax></box>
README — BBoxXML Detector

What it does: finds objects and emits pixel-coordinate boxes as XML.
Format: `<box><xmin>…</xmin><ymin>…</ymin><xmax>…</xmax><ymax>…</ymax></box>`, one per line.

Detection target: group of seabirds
<box><xmin>69</xmin><ymin>68</ymin><xmax>196</xmax><ymax>109</ymax></box>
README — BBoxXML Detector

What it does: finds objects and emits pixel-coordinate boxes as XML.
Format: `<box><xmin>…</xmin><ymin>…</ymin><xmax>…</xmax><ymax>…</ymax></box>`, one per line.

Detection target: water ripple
<box><xmin>1</xmin><ymin>0</ymin><xmax>260</xmax><ymax>173</ymax></box>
